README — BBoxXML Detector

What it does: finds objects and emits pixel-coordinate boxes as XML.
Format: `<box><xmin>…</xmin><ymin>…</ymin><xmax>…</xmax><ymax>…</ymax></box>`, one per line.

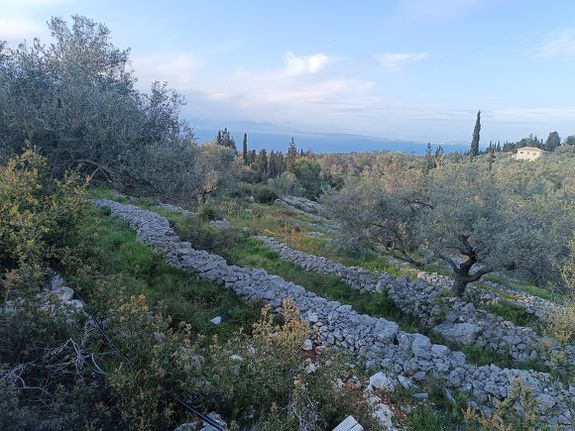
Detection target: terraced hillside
<box><xmin>91</xmin><ymin>190</ymin><xmax>575</xmax><ymax>429</ymax></box>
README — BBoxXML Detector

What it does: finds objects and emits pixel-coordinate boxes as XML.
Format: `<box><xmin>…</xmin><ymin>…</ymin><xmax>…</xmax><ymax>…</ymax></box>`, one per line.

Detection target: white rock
<box><xmin>302</xmin><ymin>339</ymin><xmax>313</xmax><ymax>351</ymax></box>
<box><xmin>369</xmin><ymin>371</ymin><xmax>395</xmax><ymax>391</ymax></box>
<box><xmin>57</xmin><ymin>286</ymin><xmax>75</xmax><ymax>301</ymax></box>
<box><xmin>397</xmin><ymin>375</ymin><xmax>413</xmax><ymax>389</ymax></box>
<box><xmin>210</xmin><ymin>316</ymin><xmax>222</xmax><ymax>325</ymax></box>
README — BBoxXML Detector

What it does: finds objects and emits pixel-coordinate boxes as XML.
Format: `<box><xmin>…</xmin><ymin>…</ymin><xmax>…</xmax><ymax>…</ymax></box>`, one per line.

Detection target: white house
<box><xmin>515</xmin><ymin>146</ymin><xmax>544</xmax><ymax>161</ymax></box>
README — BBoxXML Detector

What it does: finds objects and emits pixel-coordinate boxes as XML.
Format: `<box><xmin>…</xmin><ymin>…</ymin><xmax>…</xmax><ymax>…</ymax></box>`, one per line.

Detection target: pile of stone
<box><xmin>96</xmin><ymin>199</ymin><xmax>574</xmax><ymax>428</ymax></box>
<box><xmin>279</xmin><ymin>195</ymin><xmax>324</xmax><ymax>215</ymax></box>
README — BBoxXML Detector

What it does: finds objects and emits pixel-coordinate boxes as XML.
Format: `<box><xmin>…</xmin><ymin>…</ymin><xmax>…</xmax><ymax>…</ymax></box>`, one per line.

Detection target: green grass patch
<box><xmin>483</xmin><ymin>274</ymin><xmax>552</xmax><ymax>301</ymax></box>
<box><xmin>486</xmin><ymin>300</ymin><xmax>540</xmax><ymax>332</ymax></box>
<box><xmin>337</xmin><ymin>252</ymin><xmax>413</xmax><ymax>278</ymax></box>
<box><xmin>224</xmin><ymin>200</ymin><xmax>322</xmax><ymax>235</ymax></box>
<box><xmin>391</xmin><ymin>380</ymin><xmax>480</xmax><ymax>431</ymax></box>
<box><xmin>66</xmin><ymin>205</ymin><xmax>260</xmax><ymax>342</ymax></box>
<box><xmin>522</xmin><ymin>284</ymin><xmax>553</xmax><ymax>301</ymax></box>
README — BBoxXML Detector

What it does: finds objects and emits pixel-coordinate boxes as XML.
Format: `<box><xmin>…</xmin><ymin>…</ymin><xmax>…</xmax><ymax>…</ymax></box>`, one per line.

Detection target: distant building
<box><xmin>515</xmin><ymin>146</ymin><xmax>544</xmax><ymax>161</ymax></box>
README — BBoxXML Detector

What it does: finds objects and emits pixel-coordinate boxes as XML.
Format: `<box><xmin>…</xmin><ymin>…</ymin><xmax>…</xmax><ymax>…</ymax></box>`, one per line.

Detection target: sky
<box><xmin>2</xmin><ymin>0</ymin><xmax>575</xmax><ymax>148</ymax></box>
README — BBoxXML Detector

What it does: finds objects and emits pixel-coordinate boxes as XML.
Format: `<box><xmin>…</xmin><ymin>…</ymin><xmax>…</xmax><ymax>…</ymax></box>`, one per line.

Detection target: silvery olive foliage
<box><xmin>0</xmin><ymin>16</ymin><xmax>235</xmax><ymax>203</ymax></box>
<box><xmin>324</xmin><ymin>155</ymin><xmax>575</xmax><ymax>296</ymax></box>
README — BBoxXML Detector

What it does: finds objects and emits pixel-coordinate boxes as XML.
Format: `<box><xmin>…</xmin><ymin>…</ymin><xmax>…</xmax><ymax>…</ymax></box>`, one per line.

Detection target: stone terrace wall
<box><xmin>95</xmin><ymin>199</ymin><xmax>573</xmax><ymax>428</ymax></box>
<box><xmin>419</xmin><ymin>271</ymin><xmax>557</xmax><ymax>321</ymax></box>
<box><xmin>256</xmin><ymin>235</ymin><xmax>575</xmax><ymax>368</ymax></box>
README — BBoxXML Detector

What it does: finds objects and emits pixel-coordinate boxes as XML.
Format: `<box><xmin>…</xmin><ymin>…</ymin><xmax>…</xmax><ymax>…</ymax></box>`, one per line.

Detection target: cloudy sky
<box><xmin>2</xmin><ymin>0</ymin><xmax>575</xmax><ymax>145</ymax></box>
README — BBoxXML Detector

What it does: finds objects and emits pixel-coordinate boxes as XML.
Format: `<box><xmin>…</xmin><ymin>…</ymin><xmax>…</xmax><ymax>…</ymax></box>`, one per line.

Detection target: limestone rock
<box><xmin>369</xmin><ymin>371</ymin><xmax>395</xmax><ymax>391</ymax></box>
<box><xmin>434</xmin><ymin>322</ymin><xmax>481</xmax><ymax>345</ymax></box>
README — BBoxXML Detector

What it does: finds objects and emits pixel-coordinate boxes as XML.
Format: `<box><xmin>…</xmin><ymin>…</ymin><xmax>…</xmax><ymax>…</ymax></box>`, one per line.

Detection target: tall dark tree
<box><xmin>470</xmin><ymin>110</ymin><xmax>481</xmax><ymax>157</ymax></box>
<box><xmin>435</xmin><ymin>145</ymin><xmax>444</xmax><ymax>158</ymax></box>
<box><xmin>287</xmin><ymin>137</ymin><xmax>297</xmax><ymax>171</ymax></box>
<box><xmin>254</xmin><ymin>149</ymin><xmax>268</xmax><ymax>178</ymax></box>
<box><xmin>423</xmin><ymin>142</ymin><xmax>436</xmax><ymax>174</ymax></box>
<box><xmin>268</xmin><ymin>151</ymin><xmax>276</xmax><ymax>177</ymax></box>
<box><xmin>215</xmin><ymin>128</ymin><xmax>237</xmax><ymax>153</ymax></box>
<box><xmin>545</xmin><ymin>131</ymin><xmax>561</xmax><ymax>152</ymax></box>
<box><xmin>249</xmin><ymin>149</ymin><xmax>257</xmax><ymax>164</ymax></box>
<box><xmin>242</xmin><ymin>133</ymin><xmax>248</xmax><ymax>165</ymax></box>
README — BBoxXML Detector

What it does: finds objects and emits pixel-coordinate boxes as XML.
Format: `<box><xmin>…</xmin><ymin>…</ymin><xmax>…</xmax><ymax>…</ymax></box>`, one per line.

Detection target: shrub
<box><xmin>464</xmin><ymin>380</ymin><xmax>548</xmax><ymax>431</ymax></box>
<box><xmin>546</xmin><ymin>237</ymin><xmax>575</xmax><ymax>347</ymax></box>
<box><xmin>94</xmin><ymin>284</ymin><xmax>201</xmax><ymax>431</ymax></box>
<box><xmin>268</xmin><ymin>171</ymin><xmax>305</xmax><ymax>197</ymax></box>
<box><xmin>0</xmin><ymin>147</ymin><xmax>85</xmax><ymax>292</ymax></box>
<box><xmin>176</xmin><ymin>217</ymin><xmax>243</xmax><ymax>256</ymax></box>
<box><xmin>198</xmin><ymin>203</ymin><xmax>223</xmax><ymax>221</ymax></box>
<box><xmin>201</xmin><ymin>299</ymin><xmax>308</xmax><ymax>423</ymax></box>
<box><xmin>199</xmin><ymin>299</ymin><xmax>383</xmax><ymax>430</ymax></box>
<box><xmin>237</xmin><ymin>182</ymin><xmax>278</xmax><ymax>203</ymax></box>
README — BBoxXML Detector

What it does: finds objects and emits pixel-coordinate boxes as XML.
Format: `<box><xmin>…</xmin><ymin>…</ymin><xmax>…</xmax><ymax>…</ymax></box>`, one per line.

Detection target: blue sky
<box><xmin>2</xmin><ymin>0</ymin><xmax>575</xmax><ymax>147</ymax></box>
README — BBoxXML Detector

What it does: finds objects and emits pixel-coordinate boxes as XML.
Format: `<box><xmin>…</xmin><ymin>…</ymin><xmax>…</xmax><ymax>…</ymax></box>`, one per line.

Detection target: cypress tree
<box><xmin>287</xmin><ymin>137</ymin><xmax>297</xmax><ymax>171</ymax></box>
<box><xmin>470</xmin><ymin>110</ymin><xmax>481</xmax><ymax>157</ymax></box>
<box><xmin>242</xmin><ymin>133</ymin><xmax>248</xmax><ymax>165</ymax></box>
<box><xmin>423</xmin><ymin>142</ymin><xmax>436</xmax><ymax>174</ymax></box>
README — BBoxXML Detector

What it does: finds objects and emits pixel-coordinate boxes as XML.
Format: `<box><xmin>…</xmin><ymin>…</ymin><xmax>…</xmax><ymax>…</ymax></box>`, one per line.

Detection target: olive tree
<box><xmin>322</xmin><ymin>177</ymin><xmax>426</xmax><ymax>261</ymax></box>
<box><xmin>421</xmin><ymin>162</ymin><xmax>573</xmax><ymax>296</ymax></box>
<box><xmin>326</xmin><ymin>157</ymin><xmax>574</xmax><ymax>297</ymax></box>
<box><xmin>0</xmin><ymin>16</ymin><xmax>193</xmax><ymax>187</ymax></box>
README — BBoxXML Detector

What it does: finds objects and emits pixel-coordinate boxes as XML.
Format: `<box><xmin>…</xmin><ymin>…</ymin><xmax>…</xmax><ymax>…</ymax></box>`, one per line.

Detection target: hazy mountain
<box><xmin>191</xmin><ymin>121</ymin><xmax>468</xmax><ymax>155</ymax></box>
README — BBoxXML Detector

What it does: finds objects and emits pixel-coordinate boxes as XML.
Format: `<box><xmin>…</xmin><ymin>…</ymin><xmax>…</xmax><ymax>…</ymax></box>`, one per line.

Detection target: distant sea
<box><xmin>192</xmin><ymin>127</ymin><xmax>468</xmax><ymax>155</ymax></box>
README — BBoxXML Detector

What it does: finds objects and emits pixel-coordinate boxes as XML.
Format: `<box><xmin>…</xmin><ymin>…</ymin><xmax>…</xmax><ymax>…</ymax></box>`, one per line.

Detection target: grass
<box><xmin>337</xmin><ymin>252</ymin><xmax>412</xmax><ymax>278</ymax></box>
<box><xmin>391</xmin><ymin>380</ymin><xmax>481</xmax><ymax>431</ymax></box>
<box><xmin>173</xmin><ymin>217</ymin><xmax>423</xmax><ymax>333</ymax></box>
<box><xmin>483</xmin><ymin>273</ymin><xmax>552</xmax><ymax>301</ymax></box>
<box><xmin>522</xmin><ymin>284</ymin><xmax>553</xmax><ymax>301</ymax></box>
<box><xmin>219</xmin><ymin>198</ymin><xmax>418</xmax><ymax>280</ymax></box>
<box><xmin>224</xmin><ymin>199</ymin><xmax>325</xmax><ymax>236</ymax></box>
<box><xmin>486</xmin><ymin>299</ymin><xmax>541</xmax><ymax>332</ymax></box>
<box><xmin>66</xmin><ymin>204</ymin><xmax>260</xmax><ymax>342</ymax></box>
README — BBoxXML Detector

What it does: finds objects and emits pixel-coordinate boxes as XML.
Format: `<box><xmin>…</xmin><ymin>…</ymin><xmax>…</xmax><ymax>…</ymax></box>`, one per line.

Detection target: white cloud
<box><xmin>284</xmin><ymin>51</ymin><xmax>331</xmax><ymax>75</ymax></box>
<box><xmin>491</xmin><ymin>107</ymin><xmax>575</xmax><ymax>123</ymax></box>
<box><xmin>132</xmin><ymin>53</ymin><xmax>201</xmax><ymax>89</ymax></box>
<box><xmin>534</xmin><ymin>29</ymin><xmax>575</xmax><ymax>60</ymax></box>
<box><xmin>0</xmin><ymin>0</ymin><xmax>73</xmax><ymax>42</ymax></box>
<box><xmin>375</xmin><ymin>52</ymin><xmax>428</xmax><ymax>70</ymax></box>
<box><xmin>162</xmin><ymin>51</ymin><xmax>380</xmax><ymax>133</ymax></box>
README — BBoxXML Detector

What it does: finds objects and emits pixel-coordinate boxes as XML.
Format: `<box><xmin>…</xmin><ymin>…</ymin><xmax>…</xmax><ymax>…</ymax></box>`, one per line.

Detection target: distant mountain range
<box><xmin>190</xmin><ymin>120</ymin><xmax>469</xmax><ymax>155</ymax></box>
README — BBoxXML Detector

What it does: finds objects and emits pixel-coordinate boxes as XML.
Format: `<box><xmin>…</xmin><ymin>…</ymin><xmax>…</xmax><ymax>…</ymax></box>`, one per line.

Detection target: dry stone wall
<box><xmin>95</xmin><ymin>200</ymin><xmax>573</xmax><ymax>428</ymax></box>
<box><xmin>256</xmin><ymin>235</ymin><xmax>575</xmax><ymax>367</ymax></box>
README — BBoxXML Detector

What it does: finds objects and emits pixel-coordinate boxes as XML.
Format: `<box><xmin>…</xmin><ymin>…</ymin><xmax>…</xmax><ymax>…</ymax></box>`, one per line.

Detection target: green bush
<box><xmin>198</xmin><ymin>203</ymin><xmax>223</xmax><ymax>221</ymax></box>
<box><xmin>0</xmin><ymin>148</ymin><xmax>83</xmax><ymax>276</ymax></box>
<box><xmin>237</xmin><ymin>182</ymin><xmax>278</xmax><ymax>203</ymax></box>
<box><xmin>0</xmin><ymin>147</ymin><xmax>85</xmax><ymax>292</ymax></box>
